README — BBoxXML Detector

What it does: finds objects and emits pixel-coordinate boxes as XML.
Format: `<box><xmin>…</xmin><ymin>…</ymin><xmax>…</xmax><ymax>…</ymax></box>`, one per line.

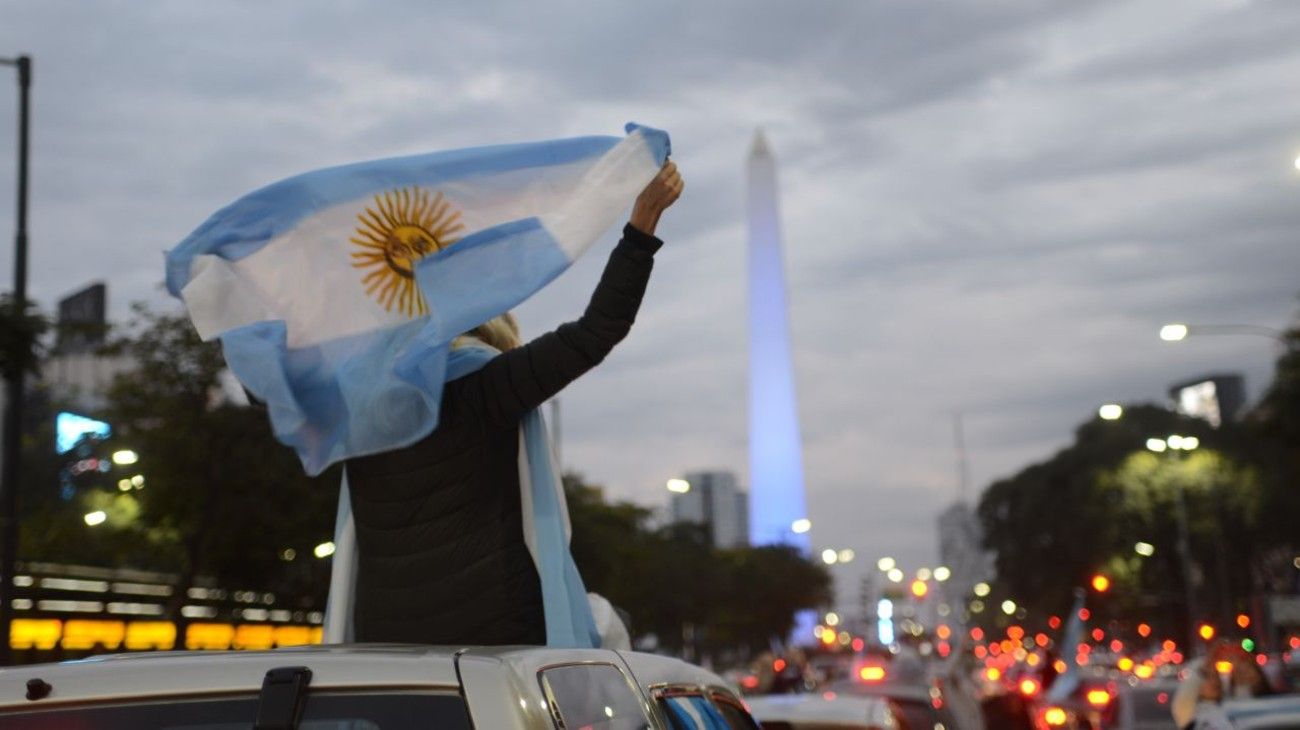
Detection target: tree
<box><xmin>565</xmin><ymin>472</ymin><xmax>831</xmax><ymax>662</ymax></box>
<box><xmin>96</xmin><ymin>305</ymin><xmax>338</xmax><ymax>626</ymax></box>
<box><xmin>0</xmin><ymin>293</ymin><xmax>47</xmax><ymax>382</ymax></box>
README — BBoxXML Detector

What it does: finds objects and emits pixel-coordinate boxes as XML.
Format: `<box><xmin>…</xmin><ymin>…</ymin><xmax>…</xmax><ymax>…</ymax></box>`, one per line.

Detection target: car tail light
<box><xmin>858</xmin><ymin>665</ymin><xmax>887</xmax><ymax>682</ymax></box>
<box><xmin>1086</xmin><ymin>689</ymin><xmax>1110</xmax><ymax>707</ymax></box>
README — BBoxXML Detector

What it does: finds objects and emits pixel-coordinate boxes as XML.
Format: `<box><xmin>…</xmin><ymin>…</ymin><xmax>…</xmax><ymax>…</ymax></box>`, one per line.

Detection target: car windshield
<box><xmin>0</xmin><ymin>690</ymin><xmax>472</xmax><ymax>730</ymax></box>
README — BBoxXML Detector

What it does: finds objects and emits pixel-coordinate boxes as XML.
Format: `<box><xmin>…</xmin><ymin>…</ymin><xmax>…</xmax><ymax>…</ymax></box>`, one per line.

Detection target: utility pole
<box><xmin>0</xmin><ymin>54</ymin><xmax>32</xmax><ymax>666</ymax></box>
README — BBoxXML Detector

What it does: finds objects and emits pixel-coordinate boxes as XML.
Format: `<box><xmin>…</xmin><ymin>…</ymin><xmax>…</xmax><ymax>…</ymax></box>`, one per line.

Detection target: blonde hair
<box><xmin>453</xmin><ymin>313</ymin><xmax>521</xmax><ymax>352</ymax></box>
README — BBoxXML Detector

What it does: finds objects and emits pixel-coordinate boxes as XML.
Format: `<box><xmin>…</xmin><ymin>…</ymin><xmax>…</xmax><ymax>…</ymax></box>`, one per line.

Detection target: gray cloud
<box><xmin>1</xmin><ymin>0</ymin><xmax>1297</xmax><ymax>605</ymax></box>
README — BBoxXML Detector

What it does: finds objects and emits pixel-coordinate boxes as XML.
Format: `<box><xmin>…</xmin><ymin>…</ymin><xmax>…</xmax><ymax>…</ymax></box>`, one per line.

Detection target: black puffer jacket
<box><xmin>344</xmin><ymin>225</ymin><xmax>662</xmax><ymax>645</ymax></box>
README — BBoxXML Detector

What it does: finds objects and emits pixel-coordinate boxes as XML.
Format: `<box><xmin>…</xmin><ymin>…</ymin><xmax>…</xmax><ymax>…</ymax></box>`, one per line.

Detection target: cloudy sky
<box><xmin>2</xmin><ymin>0</ymin><xmax>1298</xmax><ymax>609</ymax></box>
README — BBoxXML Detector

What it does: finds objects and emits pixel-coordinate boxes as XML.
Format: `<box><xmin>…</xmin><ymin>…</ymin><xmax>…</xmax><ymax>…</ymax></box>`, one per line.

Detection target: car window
<box><xmin>660</xmin><ymin>694</ymin><xmax>730</xmax><ymax>730</ymax></box>
<box><xmin>0</xmin><ymin>690</ymin><xmax>471</xmax><ymax>729</ymax></box>
<box><xmin>539</xmin><ymin>663</ymin><xmax>652</xmax><ymax>730</ymax></box>
<box><xmin>889</xmin><ymin>698</ymin><xmax>949</xmax><ymax>730</ymax></box>
<box><xmin>710</xmin><ymin>692</ymin><xmax>761</xmax><ymax>730</ymax></box>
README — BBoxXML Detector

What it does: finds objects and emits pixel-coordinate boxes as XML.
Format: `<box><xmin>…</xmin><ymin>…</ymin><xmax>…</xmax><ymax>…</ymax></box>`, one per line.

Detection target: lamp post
<box><xmin>1160</xmin><ymin>323</ymin><xmax>1292</xmax><ymax>350</ymax></box>
<box><xmin>1147</xmin><ymin>434</ymin><xmax>1202</xmax><ymax>653</ymax></box>
<box><xmin>0</xmin><ymin>53</ymin><xmax>31</xmax><ymax>667</ymax></box>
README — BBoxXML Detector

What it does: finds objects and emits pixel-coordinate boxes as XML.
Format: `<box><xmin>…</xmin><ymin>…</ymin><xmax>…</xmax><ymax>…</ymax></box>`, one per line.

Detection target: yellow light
<box><xmin>1236</xmin><ymin>614</ymin><xmax>1250</xmax><ymax>629</ymax></box>
<box><xmin>1026</xmin><ymin>653</ymin><xmax>1040</xmax><ymax>666</ymax></box>
<box><xmin>273</xmin><ymin>625</ymin><xmax>314</xmax><ymax>647</ymax></box>
<box><xmin>1086</xmin><ymin>689</ymin><xmax>1111</xmax><ymax>707</ymax></box>
<box><xmin>10</xmin><ymin>619</ymin><xmax>62</xmax><ymax>650</ymax></box>
<box><xmin>314</xmin><ymin>541</ymin><xmax>336</xmax><ymax>558</ymax></box>
<box><xmin>1019</xmin><ymin>678</ymin><xmax>1040</xmax><ymax>696</ymax></box>
<box><xmin>125</xmin><ymin>621</ymin><xmax>176</xmax><ymax>650</ymax></box>
<box><xmin>1091</xmin><ymin>574</ymin><xmax>1110</xmax><ymax>592</ymax></box>
<box><xmin>1135</xmin><ymin>664</ymin><xmax>1155</xmax><ymax>679</ymax></box>
<box><xmin>1199</xmin><ymin>624</ymin><xmax>1215</xmax><ymax>641</ymax></box>
<box><xmin>859</xmin><ymin>666</ymin><xmax>886</xmax><ymax>682</ymax></box>
<box><xmin>1118</xmin><ymin>657</ymin><xmax>1134</xmax><ymax>672</ymax></box>
<box><xmin>186</xmin><ymin>622</ymin><xmax>234</xmax><ymax>650</ymax></box>
<box><xmin>911</xmin><ymin>579</ymin><xmax>928</xmax><ymax>598</ymax></box>
<box><xmin>1214</xmin><ymin>660</ymin><xmax>1233</xmax><ymax>675</ymax></box>
<box><xmin>1053</xmin><ymin>659</ymin><xmax>1067</xmax><ymax>673</ymax></box>
<box><xmin>821</xmin><ymin>630</ymin><xmax>837</xmax><ymax>646</ymax></box>
<box><xmin>61</xmin><ymin>619</ymin><xmax>125</xmax><ymax>650</ymax></box>
<box><xmin>1160</xmin><ymin>324</ymin><xmax>1189</xmax><ymax>342</ymax></box>
<box><xmin>666</xmin><ymin>478</ymin><xmax>690</xmax><ymax>494</ymax></box>
<box><xmin>1045</xmin><ymin>707</ymin><xmax>1068</xmax><ymax>726</ymax></box>
<box><xmin>986</xmin><ymin>667</ymin><xmax>1001</xmax><ymax>681</ymax></box>
<box><xmin>234</xmin><ymin>624</ymin><xmax>275</xmax><ymax>650</ymax></box>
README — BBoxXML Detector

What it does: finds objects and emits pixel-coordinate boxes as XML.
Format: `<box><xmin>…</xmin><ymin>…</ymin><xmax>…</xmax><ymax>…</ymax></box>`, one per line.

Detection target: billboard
<box><xmin>55</xmin><ymin>411</ymin><xmax>111</xmax><ymax>454</ymax></box>
<box><xmin>1169</xmin><ymin>373</ymin><xmax>1245</xmax><ymax>428</ymax></box>
<box><xmin>56</xmin><ymin>282</ymin><xmax>107</xmax><ymax>354</ymax></box>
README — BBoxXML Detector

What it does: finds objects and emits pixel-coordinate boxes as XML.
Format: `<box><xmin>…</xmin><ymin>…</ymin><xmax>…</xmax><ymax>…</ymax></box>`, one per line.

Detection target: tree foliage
<box><xmin>20</xmin><ymin>305</ymin><xmax>339</xmax><ymax>621</ymax></box>
<box><xmin>566</xmin><ymin>474</ymin><xmax>832</xmax><ymax>661</ymax></box>
<box><xmin>976</xmin><ymin>310</ymin><xmax>1300</xmax><ymax>640</ymax></box>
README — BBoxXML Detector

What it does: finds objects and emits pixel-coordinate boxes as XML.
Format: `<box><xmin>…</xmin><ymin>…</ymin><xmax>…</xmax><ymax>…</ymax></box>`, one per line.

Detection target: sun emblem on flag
<box><xmin>351</xmin><ymin>187</ymin><xmax>465</xmax><ymax>317</ymax></box>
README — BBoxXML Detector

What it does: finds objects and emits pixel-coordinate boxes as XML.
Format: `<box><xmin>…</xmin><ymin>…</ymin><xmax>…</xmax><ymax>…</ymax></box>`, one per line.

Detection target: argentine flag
<box><xmin>166</xmin><ymin>124</ymin><xmax>670</xmax><ymax>475</ymax></box>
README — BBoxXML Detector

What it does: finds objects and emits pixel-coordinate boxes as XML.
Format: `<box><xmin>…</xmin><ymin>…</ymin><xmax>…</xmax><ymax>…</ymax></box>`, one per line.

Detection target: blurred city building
<box><xmin>1168</xmin><ymin>372</ymin><xmax>1245</xmax><ymax>428</ymax></box>
<box><xmin>668</xmin><ymin>470</ymin><xmax>750</xmax><ymax>549</ymax></box>
<box><xmin>936</xmin><ymin>501</ymin><xmax>993</xmax><ymax>608</ymax></box>
<box><xmin>746</xmin><ymin>131</ymin><xmax>810</xmax><ymax>550</ymax></box>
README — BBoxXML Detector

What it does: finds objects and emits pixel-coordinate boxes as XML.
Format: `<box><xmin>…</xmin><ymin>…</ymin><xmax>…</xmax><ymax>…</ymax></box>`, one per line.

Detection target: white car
<box><xmin>747</xmin><ymin>692</ymin><xmax>901</xmax><ymax>729</ymax></box>
<box><xmin>0</xmin><ymin>643</ymin><xmax>760</xmax><ymax>729</ymax></box>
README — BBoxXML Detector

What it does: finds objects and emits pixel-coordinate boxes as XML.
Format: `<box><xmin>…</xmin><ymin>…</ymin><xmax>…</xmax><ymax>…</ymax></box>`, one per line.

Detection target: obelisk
<box><xmin>747</xmin><ymin>131</ymin><xmax>810</xmax><ymax>551</ymax></box>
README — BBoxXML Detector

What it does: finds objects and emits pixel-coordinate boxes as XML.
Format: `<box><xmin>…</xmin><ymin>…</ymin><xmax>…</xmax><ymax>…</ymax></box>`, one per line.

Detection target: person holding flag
<box><xmin>343</xmin><ymin>161</ymin><xmax>681</xmax><ymax>647</ymax></box>
<box><xmin>166</xmin><ymin>125</ymin><xmax>679</xmax><ymax>649</ymax></box>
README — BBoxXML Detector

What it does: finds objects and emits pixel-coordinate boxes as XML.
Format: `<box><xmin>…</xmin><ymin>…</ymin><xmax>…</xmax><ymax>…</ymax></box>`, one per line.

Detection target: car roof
<box><xmin>747</xmin><ymin>693</ymin><xmax>895</xmax><ymax>727</ymax></box>
<box><xmin>0</xmin><ymin>644</ymin><xmax>737</xmax><ymax>713</ymax></box>
<box><xmin>0</xmin><ymin>644</ymin><xmax>460</xmax><ymax>711</ymax></box>
<box><xmin>1224</xmin><ymin>693</ymin><xmax>1300</xmax><ymax>721</ymax></box>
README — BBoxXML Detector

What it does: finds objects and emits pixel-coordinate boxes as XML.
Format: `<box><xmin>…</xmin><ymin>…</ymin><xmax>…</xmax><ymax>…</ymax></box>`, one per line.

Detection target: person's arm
<box><xmin>457</xmin><ymin>162</ymin><xmax>683</xmax><ymax>427</ymax></box>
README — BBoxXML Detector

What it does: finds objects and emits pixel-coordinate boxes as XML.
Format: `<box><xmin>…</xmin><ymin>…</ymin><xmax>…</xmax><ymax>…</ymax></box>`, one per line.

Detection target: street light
<box><xmin>111</xmin><ymin>449</ymin><xmax>139</xmax><ymax>466</ymax></box>
<box><xmin>1134</xmin><ymin>541</ymin><xmax>1155</xmax><ymax>557</ymax></box>
<box><xmin>790</xmin><ymin>518</ymin><xmax>812</xmax><ymax>534</ymax></box>
<box><xmin>1098</xmin><ymin>404</ymin><xmax>1124</xmax><ymax>420</ymax></box>
<box><xmin>666</xmin><ymin>478</ymin><xmax>690</xmax><ymax>494</ymax></box>
<box><xmin>1160</xmin><ymin>322</ymin><xmax>1289</xmax><ymax>346</ymax></box>
<box><xmin>83</xmin><ymin>511</ymin><xmax>107</xmax><ymax>526</ymax></box>
<box><xmin>1149</xmin><ymin>433</ymin><xmax>1203</xmax><ymax>653</ymax></box>
<box><xmin>821</xmin><ymin>549</ymin><xmax>839</xmax><ymax>565</ymax></box>
<box><xmin>0</xmin><ymin>53</ymin><xmax>32</xmax><ymax>668</ymax></box>
<box><xmin>877</xmin><ymin>557</ymin><xmax>896</xmax><ymax>572</ymax></box>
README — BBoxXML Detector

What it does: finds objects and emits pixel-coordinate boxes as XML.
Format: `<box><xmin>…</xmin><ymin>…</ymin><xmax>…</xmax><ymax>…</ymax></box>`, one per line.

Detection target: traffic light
<box><xmin>910</xmin><ymin>579</ymin><xmax>928</xmax><ymax>598</ymax></box>
<box><xmin>1090</xmin><ymin>574</ymin><xmax>1110</xmax><ymax>593</ymax></box>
